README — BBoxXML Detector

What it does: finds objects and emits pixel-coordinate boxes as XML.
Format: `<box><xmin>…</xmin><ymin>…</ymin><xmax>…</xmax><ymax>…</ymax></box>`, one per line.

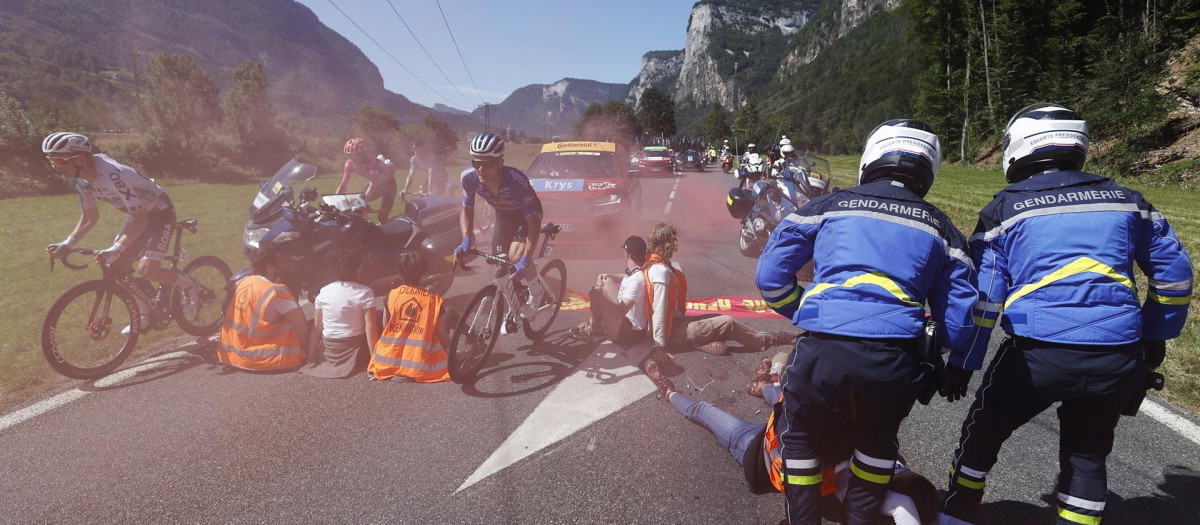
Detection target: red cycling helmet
<box><xmin>344</xmin><ymin>138</ymin><xmax>365</xmax><ymax>154</ymax></box>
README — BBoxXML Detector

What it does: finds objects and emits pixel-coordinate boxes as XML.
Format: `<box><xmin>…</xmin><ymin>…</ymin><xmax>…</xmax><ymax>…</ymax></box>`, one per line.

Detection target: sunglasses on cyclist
<box><xmin>471</xmin><ymin>159</ymin><xmax>501</xmax><ymax>170</ymax></box>
<box><xmin>47</xmin><ymin>156</ymin><xmax>78</xmax><ymax>168</ymax></box>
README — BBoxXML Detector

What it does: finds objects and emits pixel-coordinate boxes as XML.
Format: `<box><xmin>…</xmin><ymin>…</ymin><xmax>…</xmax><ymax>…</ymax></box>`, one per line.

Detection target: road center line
<box><xmin>0</xmin><ymin>350</ymin><xmax>191</xmax><ymax>434</ymax></box>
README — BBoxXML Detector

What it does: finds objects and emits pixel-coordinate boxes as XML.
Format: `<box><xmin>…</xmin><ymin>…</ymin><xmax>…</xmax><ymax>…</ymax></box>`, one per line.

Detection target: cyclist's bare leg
<box><xmin>137</xmin><ymin>258</ymin><xmax>179</xmax><ymax>285</ymax></box>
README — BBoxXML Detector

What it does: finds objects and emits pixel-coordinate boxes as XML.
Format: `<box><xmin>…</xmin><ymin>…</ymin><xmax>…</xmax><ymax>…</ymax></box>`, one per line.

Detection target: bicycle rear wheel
<box><xmin>522</xmin><ymin>259</ymin><xmax>567</xmax><ymax>340</ymax></box>
<box><xmin>42</xmin><ymin>280</ymin><xmax>140</xmax><ymax>379</ymax></box>
<box><xmin>447</xmin><ymin>285</ymin><xmax>503</xmax><ymax>383</ymax></box>
<box><xmin>172</xmin><ymin>255</ymin><xmax>233</xmax><ymax>336</ymax></box>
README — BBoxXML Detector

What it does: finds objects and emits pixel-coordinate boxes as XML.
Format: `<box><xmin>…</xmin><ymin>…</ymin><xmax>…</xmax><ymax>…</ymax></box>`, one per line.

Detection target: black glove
<box><xmin>1144</xmin><ymin>340</ymin><xmax>1166</xmax><ymax>369</ymax></box>
<box><xmin>939</xmin><ymin>363</ymin><xmax>973</xmax><ymax>402</ymax></box>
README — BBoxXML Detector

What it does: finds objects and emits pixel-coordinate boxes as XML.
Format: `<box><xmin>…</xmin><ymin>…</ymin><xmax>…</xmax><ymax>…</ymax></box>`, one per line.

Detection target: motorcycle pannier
<box><xmin>726</xmin><ymin>188</ymin><xmax>754</xmax><ymax>219</ymax></box>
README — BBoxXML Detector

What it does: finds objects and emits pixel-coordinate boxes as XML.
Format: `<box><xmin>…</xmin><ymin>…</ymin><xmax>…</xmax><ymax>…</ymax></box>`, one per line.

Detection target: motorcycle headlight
<box><xmin>243</xmin><ymin>227</ymin><xmax>269</xmax><ymax>249</ymax></box>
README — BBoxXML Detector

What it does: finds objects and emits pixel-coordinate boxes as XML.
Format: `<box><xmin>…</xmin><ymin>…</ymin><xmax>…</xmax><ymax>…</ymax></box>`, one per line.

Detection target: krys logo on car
<box><xmin>532</xmin><ymin>179</ymin><xmax>584</xmax><ymax>192</ymax></box>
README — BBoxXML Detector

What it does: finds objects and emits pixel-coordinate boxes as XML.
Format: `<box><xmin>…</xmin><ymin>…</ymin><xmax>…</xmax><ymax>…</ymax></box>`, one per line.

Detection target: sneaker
<box><xmin>696</xmin><ymin>341</ymin><xmax>728</xmax><ymax>355</ymax></box>
<box><xmin>520</xmin><ymin>280</ymin><xmax>545</xmax><ymax>320</ymax></box>
<box><xmin>643</xmin><ymin>359</ymin><xmax>676</xmax><ymax>397</ymax></box>
<box><xmin>746</xmin><ymin>358</ymin><xmax>772</xmax><ymax>397</ymax></box>
<box><xmin>120</xmin><ymin>314</ymin><xmax>152</xmax><ymax>335</ymax></box>
<box><xmin>759</xmin><ymin>330</ymin><xmax>798</xmax><ymax>352</ymax></box>
<box><xmin>569</xmin><ymin>321</ymin><xmax>603</xmax><ymax>341</ymax></box>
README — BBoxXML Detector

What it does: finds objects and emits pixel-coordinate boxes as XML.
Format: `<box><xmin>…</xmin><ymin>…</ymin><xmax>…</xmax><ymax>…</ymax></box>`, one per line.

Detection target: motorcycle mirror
<box><xmin>299</xmin><ymin>187</ymin><xmax>318</xmax><ymax>204</ymax></box>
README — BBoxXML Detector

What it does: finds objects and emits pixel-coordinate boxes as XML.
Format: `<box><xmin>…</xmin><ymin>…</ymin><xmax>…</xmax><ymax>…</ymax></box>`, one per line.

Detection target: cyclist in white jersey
<box><xmin>42</xmin><ymin>132</ymin><xmax>198</xmax><ymax>320</ymax></box>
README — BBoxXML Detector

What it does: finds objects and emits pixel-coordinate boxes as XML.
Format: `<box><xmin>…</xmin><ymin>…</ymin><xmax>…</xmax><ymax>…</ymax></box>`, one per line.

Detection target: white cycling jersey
<box><xmin>71</xmin><ymin>154</ymin><xmax>171</xmax><ymax>213</ymax></box>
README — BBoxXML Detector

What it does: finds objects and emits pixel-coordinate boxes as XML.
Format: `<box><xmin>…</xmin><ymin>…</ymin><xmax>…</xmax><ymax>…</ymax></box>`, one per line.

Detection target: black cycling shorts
<box><xmin>117</xmin><ymin>205</ymin><xmax>177</xmax><ymax>265</ymax></box>
<box><xmin>492</xmin><ymin>209</ymin><xmax>529</xmax><ymax>255</ymax></box>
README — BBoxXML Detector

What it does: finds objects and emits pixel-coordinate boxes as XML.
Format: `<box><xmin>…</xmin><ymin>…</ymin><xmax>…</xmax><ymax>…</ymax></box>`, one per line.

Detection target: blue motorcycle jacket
<box><xmin>755</xmin><ymin>180</ymin><xmax>980</xmax><ymax>368</ymax></box>
<box><xmin>965</xmin><ymin>170</ymin><xmax>1192</xmax><ymax>369</ymax></box>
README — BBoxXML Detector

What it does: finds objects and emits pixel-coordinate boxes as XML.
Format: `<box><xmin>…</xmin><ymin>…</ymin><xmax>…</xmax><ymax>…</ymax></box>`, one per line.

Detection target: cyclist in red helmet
<box><xmin>337</xmin><ymin>138</ymin><xmax>398</xmax><ymax>222</ymax></box>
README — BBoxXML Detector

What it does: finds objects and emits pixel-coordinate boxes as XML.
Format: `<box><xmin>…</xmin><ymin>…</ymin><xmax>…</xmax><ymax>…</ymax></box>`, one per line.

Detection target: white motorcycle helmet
<box><xmin>858</xmin><ymin>119</ymin><xmax>940</xmax><ymax>197</ymax></box>
<box><xmin>1001</xmin><ymin>102</ymin><xmax>1088</xmax><ymax>183</ymax></box>
<box><xmin>780</xmin><ymin>144</ymin><xmax>795</xmax><ymax>155</ymax></box>
<box><xmin>780</xmin><ymin>135</ymin><xmax>791</xmax><ymax>147</ymax></box>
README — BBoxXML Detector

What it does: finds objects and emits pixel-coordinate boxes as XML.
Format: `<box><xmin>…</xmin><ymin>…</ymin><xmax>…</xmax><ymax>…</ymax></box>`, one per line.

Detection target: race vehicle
<box><xmin>525</xmin><ymin>141</ymin><xmax>642</xmax><ymax>243</ymax></box>
<box><xmin>637</xmin><ymin>145</ymin><xmax>675</xmax><ymax>176</ymax></box>
<box><xmin>679</xmin><ymin>149</ymin><xmax>705</xmax><ymax>172</ymax></box>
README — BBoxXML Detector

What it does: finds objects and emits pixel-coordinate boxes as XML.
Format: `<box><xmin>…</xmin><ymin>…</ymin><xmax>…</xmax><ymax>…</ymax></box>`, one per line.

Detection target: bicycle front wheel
<box><xmin>42</xmin><ymin>280</ymin><xmax>140</xmax><ymax>379</ymax></box>
<box><xmin>448</xmin><ymin>285</ymin><xmax>503</xmax><ymax>383</ymax></box>
<box><xmin>172</xmin><ymin>255</ymin><xmax>233</xmax><ymax>336</ymax></box>
<box><xmin>522</xmin><ymin>259</ymin><xmax>567</xmax><ymax>340</ymax></box>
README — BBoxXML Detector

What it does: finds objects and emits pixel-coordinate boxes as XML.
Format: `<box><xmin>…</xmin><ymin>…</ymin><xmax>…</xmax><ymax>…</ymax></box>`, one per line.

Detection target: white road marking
<box><xmin>669</xmin><ymin>190</ymin><xmax>676</xmax><ymax>200</ymax></box>
<box><xmin>0</xmin><ymin>350</ymin><xmax>192</xmax><ymax>434</ymax></box>
<box><xmin>456</xmin><ymin>341</ymin><xmax>655</xmax><ymax>493</ymax></box>
<box><xmin>664</xmin><ymin>201</ymin><xmax>673</xmax><ymax>215</ymax></box>
<box><xmin>1142</xmin><ymin>398</ymin><xmax>1200</xmax><ymax>446</ymax></box>
<box><xmin>663</xmin><ymin>178</ymin><xmax>681</xmax><ymax>215</ymax></box>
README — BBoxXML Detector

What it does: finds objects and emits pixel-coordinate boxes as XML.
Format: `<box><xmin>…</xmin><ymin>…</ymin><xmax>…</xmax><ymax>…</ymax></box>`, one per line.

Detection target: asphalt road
<box><xmin>2</xmin><ymin>167</ymin><xmax>1199</xmax><ymax>524</ymax></box>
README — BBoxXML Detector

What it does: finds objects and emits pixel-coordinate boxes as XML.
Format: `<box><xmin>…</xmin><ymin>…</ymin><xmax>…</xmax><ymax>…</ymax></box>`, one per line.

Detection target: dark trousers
<box><xmin>942</xmin><ymin>337</ymin><xmax>1144</xmax><ymax>525</ymax></box>
<box><xmin>781</xmin><ymin>332</ymin><xmax>922</xmax><ymax>525</ymax></box>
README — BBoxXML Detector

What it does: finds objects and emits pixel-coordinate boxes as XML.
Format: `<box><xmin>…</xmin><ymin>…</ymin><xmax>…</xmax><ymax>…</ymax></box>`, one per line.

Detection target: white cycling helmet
<box><xmin>42</xmin><ymin>132</ymin><xmax>92</xmax><ymax>157</ymax></box>
<box><xmin>858</xmin><ymin>119</ymin><xmax>940</xmax><ymax>197</ymax></box>
<box><xmin>1002</xmin><ymin>102</ymin><xmax>1088</xmax><ymax>183</ymax></box>
<box><xmin>470</xmin><ymin>132</ymin><xmax>505</xmax><ymax>158</ymax></box>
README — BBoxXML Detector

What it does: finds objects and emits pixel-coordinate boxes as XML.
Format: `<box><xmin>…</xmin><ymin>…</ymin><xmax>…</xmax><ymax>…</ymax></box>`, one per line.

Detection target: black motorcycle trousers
<box><xmin>941</xmin><ymin>337</ymin><xmax>1144</xmax><ymax>525</ymax></box>
<box><xmin>780</xmin><ymin>332</ymin><xmax>922</xmax><ymax>525</ymax></box>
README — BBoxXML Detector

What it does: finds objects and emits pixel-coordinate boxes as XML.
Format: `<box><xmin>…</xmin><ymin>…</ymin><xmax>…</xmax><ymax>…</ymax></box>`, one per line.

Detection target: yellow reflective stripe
<box><xmin>973</xmin><ymin>316</ymin><xmax>997</xmax><ymax>328</ymax></box>
<box><xmin>785</xmin><ymin>473</ymin><xmax>823</xmax><ymax>486</ymax></box>
<box><xmin>1058</xmin><ymin>507</ymin><xmax>1102</xmax><ymax>525</ymax></box>
<box><xmin>727</xmin><ymin>194</ymin><xmax>734</xmax><ymax>206</ymax></box>
<box><xmin>850</xmin><ymin>463</ymin><xmax>892</xmax><ymax>485</ymax></box>
<box><xmin>797</xmin><ymin>272</ymin><xmax>922</xmax><ymax>310</ymax></box>
<box><xmin>767</xmin><ymin>287</ymin><xmax>802</xmax><ymax>308</ymax></box>
<box><xmin>955</xmin><ymin>476</ymin><xmax>985</xmax><ymax>490</ymax></box>
<box><xmin>1005</xmin><ymin>257</ymin><xmax>1134</xmax><ymax>309</ymax></box>
<box><xmin>1148</xmin><ymin>291</ymin><xmax>1191</xmax><ymax>305</ymax></box>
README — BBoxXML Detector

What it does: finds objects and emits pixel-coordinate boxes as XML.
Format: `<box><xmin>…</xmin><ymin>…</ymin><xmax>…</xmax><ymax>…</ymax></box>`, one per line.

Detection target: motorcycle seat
<box><xmin>376</xmin><ymin>218</ymin><xmax>414</xmax><ymax>240</ymax></box>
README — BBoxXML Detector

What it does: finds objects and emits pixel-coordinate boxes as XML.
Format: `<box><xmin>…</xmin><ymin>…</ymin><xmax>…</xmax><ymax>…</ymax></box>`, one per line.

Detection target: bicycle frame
<box><xmin>459</xmin><ymin>223</ymin><xmax>563</xmax><ymax>333</ymax></box>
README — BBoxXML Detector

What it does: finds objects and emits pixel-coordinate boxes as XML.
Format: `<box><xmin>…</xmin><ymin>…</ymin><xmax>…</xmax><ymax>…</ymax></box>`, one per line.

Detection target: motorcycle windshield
<box><xmin>249</xmin><ymin>159</ymin><xmax>318</xmax><ymax>224</ymax></box>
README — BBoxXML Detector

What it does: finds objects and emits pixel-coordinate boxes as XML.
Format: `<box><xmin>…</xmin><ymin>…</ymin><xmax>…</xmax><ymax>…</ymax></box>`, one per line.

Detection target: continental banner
<box><xmin>559</xmin><ymin>290</ymin><xmax>783</xmax><ymax>320</ymax></box>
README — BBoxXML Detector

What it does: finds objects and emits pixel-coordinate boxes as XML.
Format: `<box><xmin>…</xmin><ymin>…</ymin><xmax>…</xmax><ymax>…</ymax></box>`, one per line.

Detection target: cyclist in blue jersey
<box><xmin>457</xmin><ymin>133</ymin><xmax>546</xmax><ymax>315</ymax></box>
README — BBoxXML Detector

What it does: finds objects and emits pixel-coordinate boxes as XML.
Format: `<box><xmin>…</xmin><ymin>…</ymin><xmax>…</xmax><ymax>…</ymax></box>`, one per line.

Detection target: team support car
<box><xmin>525</xmin><ymin>141</ymin><xmax>642</xmax><ymax>243</ymax></box>
<box><xmin>678</xmin><ymin>149</ymin><xmax>705</xmax><ymax>172</ymax></box>
<box><xmin>637</xmin><ymin>145</ymin><xmax>675</xmax><ymax>176</ymax></box>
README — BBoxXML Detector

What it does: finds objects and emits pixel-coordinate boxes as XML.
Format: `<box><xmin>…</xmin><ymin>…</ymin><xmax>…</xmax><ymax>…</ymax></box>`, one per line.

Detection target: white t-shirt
<box><xmin>314</xmin><ymin>281</ymin><xmax>375</xmax><ymax>338</ymax></box>
<box><xmin>618</xmin><ymin>272</ymin><xmax>648</xmax><ymax>331</ymax></box>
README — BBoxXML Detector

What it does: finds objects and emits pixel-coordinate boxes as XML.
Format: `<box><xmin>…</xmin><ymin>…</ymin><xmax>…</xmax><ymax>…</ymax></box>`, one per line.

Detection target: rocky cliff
<box><xmin>625</xmin><ymin>50</ymin><xmax>684</xmax><ymax>108</ymax></box>
<box><xmin>476</xmin><ymin>78</ymin><xmax>627</xmax><ymax>138</ymax></box>
<box><xmin>782</xmin><ymin>0</ymin><xmax>902</xmax><ymax>73</ymax></box>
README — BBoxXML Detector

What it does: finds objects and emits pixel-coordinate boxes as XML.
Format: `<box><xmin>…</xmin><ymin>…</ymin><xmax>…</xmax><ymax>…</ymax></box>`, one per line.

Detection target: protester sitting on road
<box><xmin>644</xmin><ymin>360</ymin><xmax>939</xmax><ymax>525</ymax></box>
<box><xmin>300</xmin><ymin>250</ymin><xmax>379</xmax><ymax>379</ymax></box>
<box><xmin>642</xmin><ymin>222</ymin><xmax>795</xmax><ymax>363</ymax></box>
<box><xmin>218</xmin><ymin>246</ymin><xmax>310</xmax><ymax>371</ymax></box>
<box><xmin>369</xmin><ymin>252</ymin><xmax>454</xmax><ymax>382</ymax></box>
<box><xmin>569</xmin><ymin>236</ymin><xmax>650</xmax><ymax>349</ymax></box>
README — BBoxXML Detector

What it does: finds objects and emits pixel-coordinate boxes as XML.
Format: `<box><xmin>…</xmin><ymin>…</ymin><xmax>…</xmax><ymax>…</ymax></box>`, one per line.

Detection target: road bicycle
<box><xmin>446</xmin><ymin>223</ymin><xmax>566</xmax><ymax>383</ymax></box>
<box><xmin>41</xmin><ymin>219</ymin><xmax>231</xmax><ymax>379</ymax></box>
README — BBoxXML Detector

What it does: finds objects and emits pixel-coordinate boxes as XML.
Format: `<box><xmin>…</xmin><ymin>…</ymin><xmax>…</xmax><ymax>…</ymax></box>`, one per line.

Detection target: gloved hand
<box><xmin>95</xmin><ymin>245</ymin><xmax>124</xmax><ymax>266</ymax></box>
<box><xmin>939</xmin><ymin>363</ymin><xmax>973</xmax><ymax>402</ymax></box>
<box><xmin>513</xmin><ymin>255</ymin><xmax>533</xmax><ymax>280</ymax></box>
<box><xmin>46</xmin><ymin>236</ymin><xmax>76</xmax><ymax>257</ymax></box>
<box><xmin>1144</xmin><ymin>340</ymin><xmax>1167</xmax><ymax>369</ymax></box>
<box><xmin>453</xmin><ymin>236</ymin><xmax>471</xmax><ymax>258</ymax></box>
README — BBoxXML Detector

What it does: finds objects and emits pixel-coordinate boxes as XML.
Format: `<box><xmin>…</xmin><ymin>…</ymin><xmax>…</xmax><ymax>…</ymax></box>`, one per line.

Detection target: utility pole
<box><xmin>483</xmin><ymin>103</ymin><xmax>491</xmax><ymax>133</ymax></box>
<box><xmin>131</xmin><ymin>52</ymin><xmax>141</xmax><ymax>130</ymax></box>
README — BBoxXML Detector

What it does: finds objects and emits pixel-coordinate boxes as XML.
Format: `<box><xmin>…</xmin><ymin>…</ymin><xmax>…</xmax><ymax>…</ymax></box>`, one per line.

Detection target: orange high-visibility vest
<box><xmin>642</xmin><ymin>254</ymin><xmax>688</xmax><ymax>338</ymax></box>
<box><xmin>369</xmin><ymin>285</ymin><xmax>449</xmax><ymax>382</ymax></box>
<box><xmin>218</xmin><ymin>275</ymin><xmax>304</xmax><ymax>371</ymax></box>
<box><xmin>764</xmin><ymin>394</ymin><xmax>838</xmax><ymax>495</ymax></box>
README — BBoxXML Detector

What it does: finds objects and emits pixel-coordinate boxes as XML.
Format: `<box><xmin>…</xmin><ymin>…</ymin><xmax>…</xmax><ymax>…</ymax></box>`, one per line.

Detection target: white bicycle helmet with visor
<box><xmin>42</xmin><ymin>132</ymin><xmax>92</xmax><ymax>157</ymax></box>
<box><xmin>470</xmin><ymin>132</ymin><xmax>505</xmax><ymax>159</ymax></box>
<box><xmin>1001</xmin><ymin>102</ymin><xmax>1088</xmax><ymax>183</ymax></box>
<box><xmin>858</xmin><ymin>119</ymin><xmax>940</xmax><ymax>197</ymax></box>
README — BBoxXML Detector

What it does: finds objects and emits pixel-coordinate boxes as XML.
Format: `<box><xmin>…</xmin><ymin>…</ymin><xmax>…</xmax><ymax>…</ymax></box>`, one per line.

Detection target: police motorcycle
<box><xmin>241</xmin><ymin>159</ymin><xmax>462</xmax><ymax>300</ymax></box>
<box><xmin>727</xmin><ymin>154</ymin><xmax>833</xmax><ymax>257</ymax></box>
<box><xmin>735</xmin><ymin>152</ymin><xmax>767</xmax><ymax>189</ymax></box>
<box><xmin>720</xmin><ymin>152</ymin><xmax>734</xmax><ymax>174</ymax></box>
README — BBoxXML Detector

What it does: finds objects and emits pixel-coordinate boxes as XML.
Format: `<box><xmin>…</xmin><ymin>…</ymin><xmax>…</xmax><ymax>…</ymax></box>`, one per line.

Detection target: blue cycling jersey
<box><xmin>461</xmin><ymin>166</ymin><xmax>543</xmax><ymax>217</ymax></box>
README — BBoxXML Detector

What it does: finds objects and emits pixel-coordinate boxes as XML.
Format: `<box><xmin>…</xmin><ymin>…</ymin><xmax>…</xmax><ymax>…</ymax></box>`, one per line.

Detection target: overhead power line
<box><xmin>324</xmin><ymin>0</ymin><xmax>456</xmax><ymax>107</ymax></box>
<box><xmin>385</xmin><ymin>0</ymin><xmax>473</xmax><ymax>107</ymax></box>
<box><xmin>434</xmin><ymin>0</ymin><xmax>487</xmax><ymax>105</ymax></box>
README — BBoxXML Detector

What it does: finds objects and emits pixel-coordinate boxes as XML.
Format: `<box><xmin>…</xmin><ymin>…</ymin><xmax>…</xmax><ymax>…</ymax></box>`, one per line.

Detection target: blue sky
<box><xmin>296</xmin><ymin>0</ymin><xmax>696</xmax><ymax>111</ymax></box>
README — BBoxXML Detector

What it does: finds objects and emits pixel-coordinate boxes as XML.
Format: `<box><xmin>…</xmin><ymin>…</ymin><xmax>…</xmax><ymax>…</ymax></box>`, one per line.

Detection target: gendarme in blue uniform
<box><xmin>755</xmin><ymin>180</ymin><xmax>978</xmax><ymax>360</ymax></box>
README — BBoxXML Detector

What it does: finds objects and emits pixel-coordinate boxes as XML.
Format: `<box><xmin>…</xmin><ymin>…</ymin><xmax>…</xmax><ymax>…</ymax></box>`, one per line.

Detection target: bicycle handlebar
<box><xmin>49</xmin><ymin>248</ymin><xmax>99</xmax><ymax>272</ymax></box>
